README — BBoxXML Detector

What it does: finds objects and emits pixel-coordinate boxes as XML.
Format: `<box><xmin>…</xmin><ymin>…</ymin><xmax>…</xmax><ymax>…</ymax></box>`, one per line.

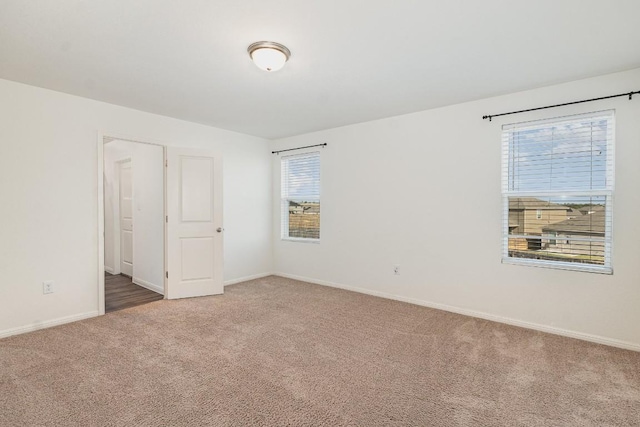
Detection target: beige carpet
<box><xmin>1</xmin><ymin>276</ymin><xmax>639</xmax><ymax>426</ymax></box>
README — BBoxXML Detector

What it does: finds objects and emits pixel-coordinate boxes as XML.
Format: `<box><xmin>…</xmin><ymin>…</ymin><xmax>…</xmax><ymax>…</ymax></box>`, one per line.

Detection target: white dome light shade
<box><xmin>248</xmin><ymin>41</ymin><xmax>291</xmax><ymax>72</ymax></box>
<box><xmin>251</xmin><ymin>48</ymin><xmax>286</xmax><ymax>72</ymax></box>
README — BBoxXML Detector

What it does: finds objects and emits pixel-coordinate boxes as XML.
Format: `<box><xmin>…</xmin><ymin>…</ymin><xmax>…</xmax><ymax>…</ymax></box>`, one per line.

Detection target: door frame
<box><xmin>97</xmin><ymin>131</ymin><xmax>168</xmax><ymax>315</ymax></box>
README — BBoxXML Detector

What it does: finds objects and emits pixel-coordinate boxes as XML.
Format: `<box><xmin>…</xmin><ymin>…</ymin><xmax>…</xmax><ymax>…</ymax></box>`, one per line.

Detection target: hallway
<box><xmin>105</xmin><ymin>273</ymin><xmax>163</xmax><ymax>313</ymax></box>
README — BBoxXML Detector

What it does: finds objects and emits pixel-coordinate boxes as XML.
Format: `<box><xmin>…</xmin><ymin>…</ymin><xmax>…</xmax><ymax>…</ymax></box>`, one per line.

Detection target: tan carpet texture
<box><xmin>1</xmin><ymin>276</ymin><xmax>639</xmax><ymax>426</ymax></box>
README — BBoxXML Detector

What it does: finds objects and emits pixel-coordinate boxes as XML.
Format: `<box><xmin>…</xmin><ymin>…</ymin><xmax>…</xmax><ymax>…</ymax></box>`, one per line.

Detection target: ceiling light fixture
<box><xmin>247</xmin><ymin>41</ymin><xmax>291</xmax><ymax>72</ymax></box>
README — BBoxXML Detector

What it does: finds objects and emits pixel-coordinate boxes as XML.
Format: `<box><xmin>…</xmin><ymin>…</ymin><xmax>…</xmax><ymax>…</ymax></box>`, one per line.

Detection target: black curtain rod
<box><xmin>272</xmin><ymin>143</ymin><xmax>327</xmax><ymax>155</ymax></box>
<box><xmin>483</xmin><ymin>90</ymin><xmax>640</xmax><ymax>121</ymax></box>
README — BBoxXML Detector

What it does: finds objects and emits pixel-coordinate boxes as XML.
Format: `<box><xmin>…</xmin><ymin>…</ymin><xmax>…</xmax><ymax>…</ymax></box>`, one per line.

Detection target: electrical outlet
<box><xmin>43</xmin><ymin>281</ymin><xmax>54</xmax><ymax>294</ymax></box>
<box><xmin>393</xmin><ymin>265</ymin><xmax>400</xmax><ymax>275</ymax></box>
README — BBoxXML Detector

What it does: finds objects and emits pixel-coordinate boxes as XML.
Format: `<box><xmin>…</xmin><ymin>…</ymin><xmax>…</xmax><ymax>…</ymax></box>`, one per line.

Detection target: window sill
<box><xmin>281</xmin><ymin>237</ymin><xmax>320</xmax><ymax>244</ymax></box>
<box><xmin>502</xmin><ymin>257</ymin><xmax>612</xmax><ymax>275</ymax></box>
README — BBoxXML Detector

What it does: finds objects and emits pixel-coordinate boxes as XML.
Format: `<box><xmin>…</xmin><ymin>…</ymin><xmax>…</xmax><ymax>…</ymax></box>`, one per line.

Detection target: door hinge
<box><xmin>166</xmin><ymin>271</ymin><xmax>168</xmax><ymax>279</ymax></box>
<box><xmin>166</xmin><ymin>215</ymin><xmax>168</xmax><ymax>223</ymax></box>
<box><xmin>165</xmin><ymin>160</ymin><xmax>168</xmax><ymax>167</ymax></box>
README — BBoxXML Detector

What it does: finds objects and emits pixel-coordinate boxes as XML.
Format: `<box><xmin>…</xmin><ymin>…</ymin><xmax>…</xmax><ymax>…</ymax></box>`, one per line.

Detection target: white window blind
<box><xmin>281</xmin><ymin>152</ymin><xmax>321</xmax><ymax>241</ymax></box>
<box><xmin>501</xmin><ymin>110</ymin><xmax>614</xmax><ymax>273</ymax></box>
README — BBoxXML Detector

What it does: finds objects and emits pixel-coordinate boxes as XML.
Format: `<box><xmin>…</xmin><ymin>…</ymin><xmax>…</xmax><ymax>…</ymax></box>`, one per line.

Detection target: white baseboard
<box><xmin>105</xmin><ymin>266</ymin><xmax>115</xmax><ymax>274</ymax></box>
<box><xmin>274</xmin><ymin>272</ymin><xmax>640</xmax><ymax>353</ymax></box>
<box><xmin>224</xmin><ymin>272</ymin><xmax>273</xmax><ymax>286</ymax></box>
<box><xmin>133</xmin><ymin>277</ymin><xmax>164</xmax><ymax>295</ymax></box>
<box><xmin>0</xmin><ymin>311</ymin><xmax>100</xmax><ymax>339</ymax></box>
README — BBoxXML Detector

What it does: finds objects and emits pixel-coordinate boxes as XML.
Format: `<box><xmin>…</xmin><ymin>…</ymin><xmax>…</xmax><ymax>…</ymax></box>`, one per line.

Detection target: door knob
<box><xmin>216</xmin><ymin>227</ymin><xmax>224</xmax><ymax>233</ymax></box>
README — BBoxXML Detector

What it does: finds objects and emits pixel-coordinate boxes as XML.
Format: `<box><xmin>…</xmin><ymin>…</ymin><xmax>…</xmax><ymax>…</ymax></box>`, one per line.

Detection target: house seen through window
<box><xmin>281</xmin><ymin>152</ymin><xmax>321</xmax><ymax>241</ymax></box>
<box><xmin>502</xmin><ymin>111</ymin><xmax>614</xmax><ymax>273</ymax></box>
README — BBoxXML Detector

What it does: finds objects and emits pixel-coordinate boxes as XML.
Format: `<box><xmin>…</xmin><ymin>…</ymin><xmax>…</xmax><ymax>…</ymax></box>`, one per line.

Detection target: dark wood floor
<box><xmin>105</xmin><ymin>273</ymin><xmax>164</xmax><ymax>313</ymax></box>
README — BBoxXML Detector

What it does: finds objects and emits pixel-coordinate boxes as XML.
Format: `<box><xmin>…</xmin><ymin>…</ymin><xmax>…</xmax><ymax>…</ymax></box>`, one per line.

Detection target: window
<box><xmin>281</xmin><ymin>152</ymin><xmax>321</xmax><ymax>241</ymax></box>
<box><xmin>502</xmin><ymin>111</ymin><xmax>614</xmax><ymax>273</ymax></box>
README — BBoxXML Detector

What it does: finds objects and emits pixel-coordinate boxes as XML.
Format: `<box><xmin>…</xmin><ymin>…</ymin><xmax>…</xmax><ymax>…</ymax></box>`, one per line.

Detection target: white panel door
<box><xmin>166</xmin><ymin>148</ymin><xmax>223</xmax><ymax>299</ymax></box>
<box><xmin>119</xmin><ymin>160</ymin><xmax>133</xmax><ymax>277</ymax></box>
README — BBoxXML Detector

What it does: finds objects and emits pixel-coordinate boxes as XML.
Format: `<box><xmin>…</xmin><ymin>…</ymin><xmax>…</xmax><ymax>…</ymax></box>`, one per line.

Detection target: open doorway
<box><xmin>103</xmin><ymin>139</ymin><xmax>165</xmax><ymax>312</ymax></box>
<box><xmin>98</xmin><ymin>133</ymin><xmax>225</xmax><ymax>315</ymax></box>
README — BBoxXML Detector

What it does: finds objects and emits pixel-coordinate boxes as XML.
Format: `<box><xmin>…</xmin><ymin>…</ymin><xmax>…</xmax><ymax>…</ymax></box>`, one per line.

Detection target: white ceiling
<box><xmin>1</xmin><ymin>1</ymin><xmax>639</xmax><ymax>139</ymax></box>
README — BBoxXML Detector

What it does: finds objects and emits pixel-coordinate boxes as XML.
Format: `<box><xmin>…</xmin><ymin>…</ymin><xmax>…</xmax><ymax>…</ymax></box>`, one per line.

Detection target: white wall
<box><xmin>104</xmin><ymin>140</ymin><xmax>164</xmax><ymax>293</ymax></box>
<box><xmin>271</xmin><ymin>68</ymin><xmax>640</xmax><ymax>349</ymax></box>
<box><xmin>0</xmin><ymin>78</ymin><xmax>272</xmax><ymax>336</ymax></box>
